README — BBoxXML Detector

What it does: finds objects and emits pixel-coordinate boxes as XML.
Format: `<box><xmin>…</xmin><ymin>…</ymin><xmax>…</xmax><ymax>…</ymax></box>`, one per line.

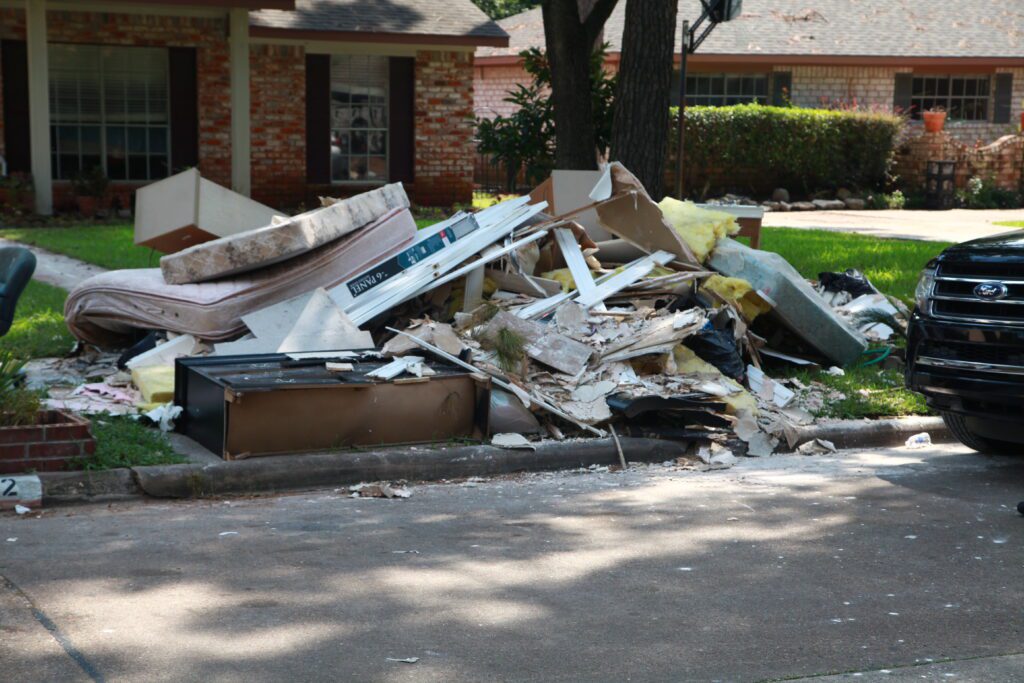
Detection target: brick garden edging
<box><xmin>0</xmin><ymin>411</ymin><xmax>96</xmax><ymax>474</ymax></box>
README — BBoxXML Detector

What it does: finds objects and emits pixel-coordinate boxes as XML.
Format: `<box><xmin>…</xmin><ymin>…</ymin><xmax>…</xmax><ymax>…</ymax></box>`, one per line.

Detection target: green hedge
<box><xmin>671</xmin><ymin>105</ymin><xmax>904</xmax><ymax>196</ymax></box>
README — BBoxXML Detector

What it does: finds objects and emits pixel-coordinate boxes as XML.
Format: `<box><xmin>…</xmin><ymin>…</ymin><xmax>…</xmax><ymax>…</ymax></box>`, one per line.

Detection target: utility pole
<box><xmin>675</xmin><ymin>0</ymin><xmax>743</xmax><ymax>199</ymax></box>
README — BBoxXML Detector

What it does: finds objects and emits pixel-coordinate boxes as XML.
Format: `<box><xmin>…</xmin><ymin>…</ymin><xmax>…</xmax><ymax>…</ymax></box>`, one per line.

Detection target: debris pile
<box><xmin>53</xmin><ymin>164</ymin><xmax>874</xmax><ymax>463</ymax></box>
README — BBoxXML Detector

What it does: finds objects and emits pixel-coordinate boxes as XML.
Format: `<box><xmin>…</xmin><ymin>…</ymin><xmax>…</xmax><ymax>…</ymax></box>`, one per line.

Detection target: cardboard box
<box><xmin>134</xmin><ymin>168</ymin><xmax>279</xmax><ymax>254</ymax></box>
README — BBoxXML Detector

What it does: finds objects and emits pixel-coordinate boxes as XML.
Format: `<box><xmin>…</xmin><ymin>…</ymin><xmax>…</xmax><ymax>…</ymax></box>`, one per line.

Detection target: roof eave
<box><xmin>252</xmin><ymin>26</ymin><xmax>509</xmax><ymax>48</ymax></box>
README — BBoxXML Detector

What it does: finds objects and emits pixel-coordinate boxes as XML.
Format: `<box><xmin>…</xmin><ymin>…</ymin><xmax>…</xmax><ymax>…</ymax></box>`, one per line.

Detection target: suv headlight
<box><xmin>914</xmin><ymin>265</ymin><xmax>937</xmax><ymax>312</ymax></box>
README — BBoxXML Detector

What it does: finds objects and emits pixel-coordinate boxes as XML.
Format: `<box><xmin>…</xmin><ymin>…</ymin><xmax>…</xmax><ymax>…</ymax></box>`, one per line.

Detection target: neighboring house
<box><xmin>0</xmin><ymin>0</ymin><xmax>507</xmax><ymax>215</ymax></box>
<box><xmin>476</xmin><ymin>1</ymin><xmax>1024</xmax><ymax>142</ymax></box>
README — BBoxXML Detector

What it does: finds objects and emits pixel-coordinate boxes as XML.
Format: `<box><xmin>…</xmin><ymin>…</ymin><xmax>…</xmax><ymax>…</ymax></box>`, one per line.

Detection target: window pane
<box><xmin>952</xmin><ymin>78</ymin><xmax>964</xmax><ymax>96</ymax></box>
<box><xmin>937</xmin><ymin>79</ymin><xmax>949</xmax><ymax>96</ymax></box>
<box><xmin>128</xmin><ymin>128</ymin><xmax>147</xmax><ymax>154</ymax></box>
<box><xmin>128</xmin><ymin>156</ymin><xmax>148</xmax><ymax>180</ymax></box>
<box><xmin>149</xmin><ymin>128</ymin><xmax>167</xmax><ymax>155</ymax></box>
<box><xmin>330</xmin><ymin>54</ymin><xmax>389</xmax><ymax>182</ymax></box>
<box><xmin>711</xmin><ymin>76</ymin><xmax>724</xmax><ymax>95</ymax></box>
<box><xmin>58</xmin><ymin>126</ymin><xmax>79</xmax><ymax>154</ymax></box>
<box><xmin>150</xmin><ymin>155</ymin><xmax>168</xmax><ymax>180</ymax></box>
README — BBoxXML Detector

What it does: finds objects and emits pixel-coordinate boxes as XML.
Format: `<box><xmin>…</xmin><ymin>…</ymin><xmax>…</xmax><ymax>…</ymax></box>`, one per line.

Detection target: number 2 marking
<box><xmin>1</xmin><ymin>479</ymin><xmax>16</xmax><ymax>497</ymax></box>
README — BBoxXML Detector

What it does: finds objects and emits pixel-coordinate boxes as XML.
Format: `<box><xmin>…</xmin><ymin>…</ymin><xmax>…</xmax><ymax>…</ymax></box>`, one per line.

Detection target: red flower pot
<box><xmin>923</xmin><ymin>111</ymin><xmax>947</xmax><ymax>133</ymax></box>
<box><xmin>76</xmin><ymin>195</ymin><xmax>98</xmax><ymax>217</ymax></box>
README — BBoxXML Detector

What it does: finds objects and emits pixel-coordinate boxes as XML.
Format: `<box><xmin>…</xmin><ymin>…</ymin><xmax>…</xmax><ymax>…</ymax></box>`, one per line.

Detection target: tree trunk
<box><xmin>541</xmin><ymin>0</ymin><xmax>618</xmax><ymax>170</ymax></box>
<box><xmin>610</xmin><ymin>0</ymin><xmax>678</xmax><ymax>199</ymax></box>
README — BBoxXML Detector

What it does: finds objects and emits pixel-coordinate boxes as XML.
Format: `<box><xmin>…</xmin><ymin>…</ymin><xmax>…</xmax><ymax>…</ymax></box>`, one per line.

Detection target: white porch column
<box><xmin>25</xmin><ymin>0</ymin><xmax>52</xmax><ymax>215</ymax></box>
<box><xmin>229</xmin><ymin>8</ymin><xmax>251</xmax><ymax>196</ymax></box>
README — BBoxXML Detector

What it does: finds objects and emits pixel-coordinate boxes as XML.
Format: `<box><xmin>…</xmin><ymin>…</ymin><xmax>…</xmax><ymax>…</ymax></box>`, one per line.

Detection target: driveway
<box><xmin>764</xmin><ymin>208</ymin><xmax>1024</xmax><ymax>243</ymax></box>
<box><xmin>2</xmin><ymin>444</ymin><xmax>1022</xmax><ymax>682</ymax></box>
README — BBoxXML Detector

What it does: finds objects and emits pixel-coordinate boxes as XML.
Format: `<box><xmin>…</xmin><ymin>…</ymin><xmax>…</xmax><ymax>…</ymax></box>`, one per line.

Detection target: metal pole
<box><xmin>675</xmin><ymin>19</ymin><xmax>690</xmax><ymax>200</ymax></box>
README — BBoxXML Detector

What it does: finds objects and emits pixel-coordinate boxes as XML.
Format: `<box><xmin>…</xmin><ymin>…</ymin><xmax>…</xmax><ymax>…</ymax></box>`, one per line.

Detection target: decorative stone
<box><xmin>771</xmin><ymin>188</ymin><xmax>790</xmax><ymax>203</ymax></box>
<box><xmin>836</xmin><ymin>188</ymin><xmax>853</xmax><ymax>201</ymax></box>
<box><xmin>791</xmin><ymin>201</ymin><xmax>817</xmax><ymax>211</ymax></box>
<box><xmin>761</xmin><ymin>201</ymin><xmax>781</xmax><ymax>212</ymax></box>
<box><xmin>777</xmin><ymin>201</ymin><xmax>792</xmax><ymax>212</ymax></box>
<box><xmin>812</xmin><ymin>199</ymin><xmax>847</xmax><ymax>210</ymax></box>
<box><xmin>843</xmin><ymin>198</ymin><xmax>867</xmax><ymax>210</ymax></box>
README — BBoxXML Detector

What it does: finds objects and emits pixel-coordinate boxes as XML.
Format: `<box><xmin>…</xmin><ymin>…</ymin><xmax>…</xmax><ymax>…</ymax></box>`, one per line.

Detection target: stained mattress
<box><xmin>65</xmin><ymin>208</ymin><xmax>417</xmax><ymax>347</ymax></box>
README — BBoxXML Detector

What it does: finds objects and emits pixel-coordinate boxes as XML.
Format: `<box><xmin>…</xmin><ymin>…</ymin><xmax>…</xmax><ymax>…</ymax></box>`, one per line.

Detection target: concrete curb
<box><xmin>41</xmin><ymin>437</ymin><xmax>685</xmax><ymax>504</ymax></box>
<box><xmin>786</xmin><ymin>416</ymin><xmax>951</xmax><ymax>451</ymax></box>
<box><xmin>36</xmin><ymin>417</ymin><xmax>957</xmax><ymax>505</ymax></box>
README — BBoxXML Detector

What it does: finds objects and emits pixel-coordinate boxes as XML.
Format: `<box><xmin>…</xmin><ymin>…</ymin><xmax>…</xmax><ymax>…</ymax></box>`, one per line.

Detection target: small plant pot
<box><xmin>0</xmin><ymin>410</ymin><xmax>96</xmax><ymax>475</ymax></box>
<box><xmin>1019</xmin><ymin>111</ymin><xmax>1024</xmax><ymax>133</ymax></box>
<box><xmin>923</xmin><ymin>111</ymin><xmax>947</xmax><ymax>133</ymax></box>
<box><xmin>76</xmin><ymin>195</ymin><xmax>98</xmax><ymax>217</ymax></box>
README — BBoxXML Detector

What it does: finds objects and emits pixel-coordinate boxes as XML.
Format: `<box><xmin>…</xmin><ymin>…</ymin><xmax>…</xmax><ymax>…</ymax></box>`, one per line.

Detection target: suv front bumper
<box><xmin>906</xmin><ymin>313</ymin><xmax>1024</xmax><ymax>420</ymax></box>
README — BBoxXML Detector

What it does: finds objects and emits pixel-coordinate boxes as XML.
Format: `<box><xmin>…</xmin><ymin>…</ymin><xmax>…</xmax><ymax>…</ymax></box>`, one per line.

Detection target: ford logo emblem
<box><xmin>974</xmin><ymin>281</ymin><xmax>1009</xmax><ymax>300</ymax></box>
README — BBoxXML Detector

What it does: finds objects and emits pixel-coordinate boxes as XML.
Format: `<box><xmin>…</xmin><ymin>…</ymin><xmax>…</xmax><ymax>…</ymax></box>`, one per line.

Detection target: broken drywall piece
<box><xmin>135</xmin><ymin>168</ymin><xmax>279</xmax><ymax>254</ymax></box>
<box><xmin>592</xmin><ymin>163</ymin><xmax>700</xmax><ymax>266</ymax></box>
<box><xmin>747</xmin><ymin>365</ymin><xmax>795</xmax><ymax>409</ymax></box>
<box><xmin>492</xmin><ymin>433</ymin><xmax>536</xmax><ymax>450</ymax></box>
<box><xmin>485</xmin><ymin>268</ymin><xmax>562</xmax><ymax>297</ymax></box>
<box><xmin>797</xmin><ymin>439</ymin><xmax>837</xmax><ymax>455</ymax></box>
<box><xmin>482</xmin><ymin>311</ymin><xmax>593</xmax><ymax>376</ymax></box>
<box><xmin>276</xmin><ymin>289</ymin><xmax>373</xmax><ymax>353</ymax></box>
<box><xmin>160</xmin><ymin>182</ymin><xmax>409</xmax><ymax>284</ymax></box>
<box><xmin>382</xmin><ymin>320</ymin><xmax>467</xmax><ymax>358</ymax></box>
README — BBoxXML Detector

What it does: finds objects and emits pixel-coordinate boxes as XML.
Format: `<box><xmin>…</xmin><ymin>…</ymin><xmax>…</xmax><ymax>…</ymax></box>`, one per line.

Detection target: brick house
<box><xmin>0</xmin><ymin>0</ymin><xmax>508</xmax><ymax>215</ymax></box>
<box><xmin>476</xmin><ymin>1</ymin><xmax>1024</xmax><ymax>143</ymax></box>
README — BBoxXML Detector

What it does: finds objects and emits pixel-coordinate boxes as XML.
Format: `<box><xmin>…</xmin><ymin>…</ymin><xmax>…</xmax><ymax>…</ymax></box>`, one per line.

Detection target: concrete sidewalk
<box><xmin>0</xmin><ymin>237</ymin><xmax>107</xmax><ymax>291</ymax></box>
<box><xmin>763</xmin><ymin>208</ymin><xmax>1024</xmax><ymax>243</ymax></box>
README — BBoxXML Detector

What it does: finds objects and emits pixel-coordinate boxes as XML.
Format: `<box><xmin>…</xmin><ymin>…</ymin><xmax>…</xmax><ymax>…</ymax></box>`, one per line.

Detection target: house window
<box><xmin>49</xmin><ymin>44</ymin><xmax>169</xmax><ymax>181</ymax></box>
<box><xmin>684</xmin><ymin>74</ymin><xmax>768</xmax><ymax>106</ymax></box>
<box><xmin>330</xmin><ymin>55</ymin><xmax>388</xmax><ymax>183</ymax></box>
<box><xmin>911</xmin><ymin>76</ymin><xmax>990</xmax><ymax>121</ymax></box>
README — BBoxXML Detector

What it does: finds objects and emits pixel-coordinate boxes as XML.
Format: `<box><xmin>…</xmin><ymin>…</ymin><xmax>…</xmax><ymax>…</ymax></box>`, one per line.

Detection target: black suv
<box><xmin>906</xmin><ymin>232</ymin><xmax>1024</xmax><ymax>453</ymax></box>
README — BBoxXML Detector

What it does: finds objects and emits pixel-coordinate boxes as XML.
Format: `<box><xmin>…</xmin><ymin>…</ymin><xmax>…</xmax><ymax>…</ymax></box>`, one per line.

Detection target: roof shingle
<box><xmin>478</xmin><ymin>0</ymin><xmax>1024</xmax><ymax>59</ymax></box>
<box><xmin>252</xmin><ymin>0</ymin><xmax>508</xmax><ymax>45</ymax></box>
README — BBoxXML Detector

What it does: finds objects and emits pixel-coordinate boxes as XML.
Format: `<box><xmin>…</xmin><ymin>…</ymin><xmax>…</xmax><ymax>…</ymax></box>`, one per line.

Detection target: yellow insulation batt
<box><xmin>657</xmin><ymin>198</ymin><xmax>739</xmax><ymax>262</ymax></box>
<box><xmin>131</xmin><ymin>366</ymin><xmax>176</xmax><ymax>405</ymax></box>
<box><xmin>701</xmin><ymin>274</ymin><xmax>773</xmax><ymax>322</ymax></box>
<box><xmin>672</xmin><ymin>346</ymin><xmax>758</xmax><ymax>415</ymax></box>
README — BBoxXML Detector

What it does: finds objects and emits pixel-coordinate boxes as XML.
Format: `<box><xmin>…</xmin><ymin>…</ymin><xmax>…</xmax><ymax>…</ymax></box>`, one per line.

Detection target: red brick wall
<box><xmin>895</xmin><ymin>130</ymin><xmax>1024</xmax><ymax>194</ymax></box>
<box><xmin>0</xmin><ymin>412</ymin><xmax>96</xmax><ymax>475</ymax></box>
<box><xmin>0</xmin><ymin>7</ymin><xmax>232</xmax><ymax>195</ymax></box>
<box><xmin>250</xmin><ymin>44</ymin><xmax>306</xmax><ymax>208</ymax></box>
<box><xmin>414</xmin><ymin>49</ymin><xmax>475</xmax><ymax>206</ymax></box>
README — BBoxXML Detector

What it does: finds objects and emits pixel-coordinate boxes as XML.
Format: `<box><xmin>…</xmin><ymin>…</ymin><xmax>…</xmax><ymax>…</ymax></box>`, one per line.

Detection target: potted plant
<box><xmin>923</xmin><ymin>106</ymin><xmax>947</xmax><ymax>133</ymax></box>
<box><xmin>71</xmin><ymin>166</ymin><xmax>108</xmax><ymax>217</ymax></box>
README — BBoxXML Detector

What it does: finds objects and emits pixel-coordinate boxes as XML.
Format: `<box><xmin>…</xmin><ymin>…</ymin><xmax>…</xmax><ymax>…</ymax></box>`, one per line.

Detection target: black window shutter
<box><xmin>388</xmin><ymin>57</ymin><xmax>415</xmax><ymax>184</ymax></box>
<box><xmin>305</xmin><ymin>54</ymin><xmax>330</xmax><ymax>184</ymax></box>
<box><xmin>168</xmin><ymin>47</ymin><xmax>199</xmax><ymax>172</ymax></box>
<box><xmin>771</xmin><ymin>71</ymin><xmax>792</xmax><ymax>106</ymax></box>
<box><xmin>894</xmin><ymin>73</ymin><xmax>913</xmax><ymax>114</ymax></box>
<box><xmin>994</xmin><ymin>73</ymin><xmax>1013</xmax><ymax>124</ymax></box>
<box><xmin>1</xmin><ymin>40</ymin><xmax>31</xmax><ymax>173</ymax></box>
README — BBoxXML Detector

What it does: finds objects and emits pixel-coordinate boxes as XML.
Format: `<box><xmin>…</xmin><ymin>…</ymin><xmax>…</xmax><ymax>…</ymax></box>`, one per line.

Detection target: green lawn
<box><xmin>994</xmin><ymin>220</ymin><xmax>1024</xmax><ymax>229</ymax></box>
<box><xmin>758</xmin><ymin>228</ymin><xmax>949</xmax><ymax>305</ymax></box>
<box><xmin>0</xmin><ymin>280</ymin><xmax>75</xmax><ymax>358</ymax></box>
<box><xmin>0</xmin><ymin>223</ymin><xmax>159</xmax><ymax>270</ymax></box>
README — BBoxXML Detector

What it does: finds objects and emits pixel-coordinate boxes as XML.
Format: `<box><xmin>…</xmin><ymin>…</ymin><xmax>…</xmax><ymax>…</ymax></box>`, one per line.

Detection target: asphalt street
<box><xmin>2</xmin><ymin>443</ymin><xmax>1022</xmax><ymax>682</ymax></box>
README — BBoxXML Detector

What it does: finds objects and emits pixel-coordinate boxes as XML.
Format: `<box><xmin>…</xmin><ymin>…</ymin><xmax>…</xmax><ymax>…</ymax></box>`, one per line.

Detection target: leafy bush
<box><xmin>476</xmin><ymin>47</ymin><xmax>615</xmax><ymax>191</ymax></box>
<box><xmin>0</xmin><ymin>351</ymin><xmax>40</xmax><ymax>427</ymax></box>
<box><xmin>867</xmin><ymin>190</ymin><xmax>906</xmax><ymax>210</ymax></box>
<box><xmin>957</xmin><ymin>175</ymin><xmax>1022</xmax><ymax>209</ymax></box>
<box><xmin>672</xmin><ymin>104</ymin><xmax>904</xmax><ymax>197</ymax></box>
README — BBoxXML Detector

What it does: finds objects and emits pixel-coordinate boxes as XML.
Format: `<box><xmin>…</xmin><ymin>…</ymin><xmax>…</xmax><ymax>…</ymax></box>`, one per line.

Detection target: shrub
<box><xmin>957</xmin><ymin>175</ymin><xmax>1022</xmax><ymax>209</ymax></box>
<box><xmin>0</xmin><ymin>351</ymin><xmax>40</xmax><ymax>427</ymax></box>
<box><xmin>671</xmin><ymin>104</ymin><xmax>904</xmax><ymax>197</ymax></box>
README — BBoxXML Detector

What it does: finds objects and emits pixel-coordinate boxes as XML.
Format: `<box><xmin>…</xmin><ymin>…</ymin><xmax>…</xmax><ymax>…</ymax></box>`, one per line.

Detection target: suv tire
<box><xmin>941</xmin><ymin>412</ymin><xmax>1018</xmax><ymax>455</ymax></box>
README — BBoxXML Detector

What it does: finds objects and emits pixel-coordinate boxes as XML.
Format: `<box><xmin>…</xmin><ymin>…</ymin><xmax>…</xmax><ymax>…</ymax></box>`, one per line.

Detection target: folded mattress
<box><xmin>65</xmin><ymin>208</ymin><xmax>417</xmax><ymax>348</ymax></box>
<box><xmin>159</xmin><ymin>182</ymin><xmax>409</xmax><ymax>284</ymax></box>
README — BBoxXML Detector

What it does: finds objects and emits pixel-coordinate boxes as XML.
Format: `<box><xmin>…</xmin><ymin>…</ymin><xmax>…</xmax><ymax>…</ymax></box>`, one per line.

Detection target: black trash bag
<box><xmin>683</xmin><ymin>323</ymin><xmax>746</xmax><ymax>381</ymax></box>
<box><xmin>818</xmin><ymin>269</ymin><xmax>877</xmax><ymax>297</ymax></box>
